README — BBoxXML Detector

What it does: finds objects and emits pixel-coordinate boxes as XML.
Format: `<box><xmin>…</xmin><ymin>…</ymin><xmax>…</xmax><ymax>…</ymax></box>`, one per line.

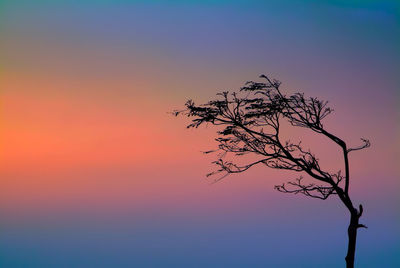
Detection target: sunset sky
<box><xmin>1</xmin><ymin>0</ymin><xmax>399</xmax><ymax>267</ymax></box>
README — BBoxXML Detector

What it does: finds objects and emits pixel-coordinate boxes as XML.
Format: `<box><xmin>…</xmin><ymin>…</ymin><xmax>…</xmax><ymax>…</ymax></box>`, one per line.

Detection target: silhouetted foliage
<box><xmin>174</xmin><ymin>75</ymin><xmax>370</xmax><ymax>268</ymax></box>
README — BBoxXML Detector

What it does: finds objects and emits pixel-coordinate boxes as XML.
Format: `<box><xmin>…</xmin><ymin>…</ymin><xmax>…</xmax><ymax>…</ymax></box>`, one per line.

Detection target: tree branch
<box><xmin>174</xmin><ymin>74</ymin><xmax>369</xmax><ymax>203</ymax></box>
<box><xmin>347</xmin><ymin>139</ymin><xmax>371</xmax><ymax>153</ymax></box>
<box><xmin>275</xmin><ymin>176</ymin><xmax>336</xmax><ymax>200</ymax></box>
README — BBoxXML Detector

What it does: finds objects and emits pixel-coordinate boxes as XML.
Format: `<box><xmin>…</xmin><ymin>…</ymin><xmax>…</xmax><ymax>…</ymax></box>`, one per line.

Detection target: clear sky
<box><xmin>1</xmin><ymin>0</ymin><xmax>399</xmax><ymax>267</ymax></box>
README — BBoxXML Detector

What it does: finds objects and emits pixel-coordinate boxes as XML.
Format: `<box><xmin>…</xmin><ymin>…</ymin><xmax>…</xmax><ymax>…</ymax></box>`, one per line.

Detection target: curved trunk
<box><xmin>345</xmin><ymin>212</ymin><xmax>359</xmax><ymax>268</ymax></box>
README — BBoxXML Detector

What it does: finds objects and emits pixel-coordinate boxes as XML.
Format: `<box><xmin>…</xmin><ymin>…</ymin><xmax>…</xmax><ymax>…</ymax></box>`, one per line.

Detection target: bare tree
<box><xmin>174</xmin><ymin>75</ymin><xmax>370</xmax><ymax>268</ymax></box>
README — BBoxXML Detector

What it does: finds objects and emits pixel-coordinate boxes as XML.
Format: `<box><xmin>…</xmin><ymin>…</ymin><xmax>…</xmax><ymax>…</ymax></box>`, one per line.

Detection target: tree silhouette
<box><xmin>174</xmin><ymin>75</ymin><xmax>370</xmax><ymax>268</ymax></box>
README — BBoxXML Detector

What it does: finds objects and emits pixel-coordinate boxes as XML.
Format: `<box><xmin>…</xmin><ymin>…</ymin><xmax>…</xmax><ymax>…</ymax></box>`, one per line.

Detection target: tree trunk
<box><xmin>345</xmin><ymin>212</ymin><xmax>359</xmax><ymax>268</ymax></box>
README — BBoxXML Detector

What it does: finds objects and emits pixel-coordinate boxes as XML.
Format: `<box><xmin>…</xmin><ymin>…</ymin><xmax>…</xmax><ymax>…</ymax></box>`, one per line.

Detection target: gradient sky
<box><xmin>1</xmin><ymin>0</ymin><xmax>399</xmax><ymax>267</ymax></box>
